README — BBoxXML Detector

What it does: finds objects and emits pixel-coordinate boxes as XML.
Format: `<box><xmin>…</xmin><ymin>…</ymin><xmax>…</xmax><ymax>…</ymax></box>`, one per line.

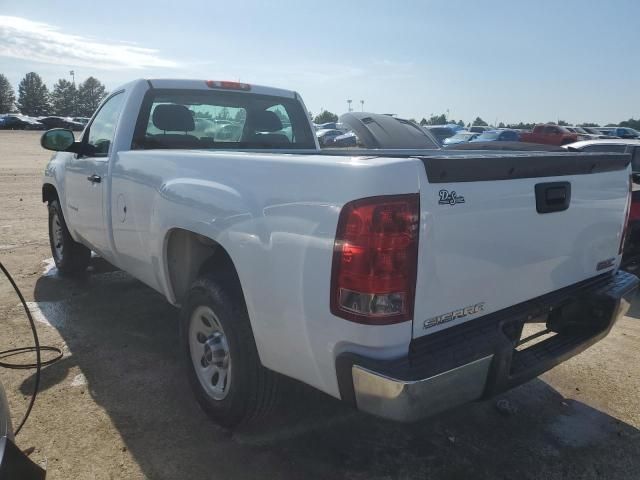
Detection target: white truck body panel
<box><xmin>414</xmin><ymin>169</ymin><xmax>628</xmax><ymax>339</ymax></box>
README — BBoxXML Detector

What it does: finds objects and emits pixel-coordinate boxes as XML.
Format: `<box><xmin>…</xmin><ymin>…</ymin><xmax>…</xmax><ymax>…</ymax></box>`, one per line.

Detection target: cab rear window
<box><xmin>132</xmin><ymin>89</ymin><xmax>315</xmax><ymax>150</ymax></box>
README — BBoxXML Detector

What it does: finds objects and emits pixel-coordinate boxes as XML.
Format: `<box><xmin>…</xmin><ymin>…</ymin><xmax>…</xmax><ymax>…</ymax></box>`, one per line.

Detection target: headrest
<box><xmin>152</xmin><ymin>104</ymin><xmax>195</xmax><ymax>132</ymax></box>
<box><xmin>252</xmin><ymin>110</ymin><xmax>282</xmax><ymax>132</ymax></box>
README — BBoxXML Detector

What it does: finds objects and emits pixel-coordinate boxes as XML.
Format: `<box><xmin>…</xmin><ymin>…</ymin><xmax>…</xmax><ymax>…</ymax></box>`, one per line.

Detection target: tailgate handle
<box><xmin>535</xmin><ymin>182</ymin><xmax>571</xmax><ymax>213</ymax></box>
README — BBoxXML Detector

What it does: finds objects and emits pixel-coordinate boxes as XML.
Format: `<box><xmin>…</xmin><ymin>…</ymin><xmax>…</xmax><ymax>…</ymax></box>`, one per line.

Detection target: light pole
<box><xmin>347</xmin><ymin>99</ymin><xmax>352</xmax><ymax>112</ymax></box>
<box><xmin>360</xmin><ymin>100</ymin><xmax>364</xmax><ymax>112</ymax></box>
<box><xmin>69</xmin><ymin>70</ymin><xmax>76</xmax><ymax>117</ymax></box>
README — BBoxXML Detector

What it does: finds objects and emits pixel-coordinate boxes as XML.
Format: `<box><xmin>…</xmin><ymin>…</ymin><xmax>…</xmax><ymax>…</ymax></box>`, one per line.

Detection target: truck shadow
<box><xmin>25</xmin><ymin>260</ymin><xmax>640</xmax><ymax>480</ymax></box>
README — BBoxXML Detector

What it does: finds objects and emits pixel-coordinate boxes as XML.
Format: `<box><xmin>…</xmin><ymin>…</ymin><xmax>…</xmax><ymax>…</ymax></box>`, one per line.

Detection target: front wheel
<box><xmin>48</xmin><ymin>200</ymin><xmax>91</xmax><ymax>276</ymax></box>
<box><xmin>181</xmin><ymin>275</ymin><xmax>280</xmax><ymax>428</ymax></box>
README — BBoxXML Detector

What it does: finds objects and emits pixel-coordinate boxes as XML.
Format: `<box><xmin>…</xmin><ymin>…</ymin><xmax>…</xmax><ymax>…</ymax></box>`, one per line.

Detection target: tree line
<box><xmin>0</xmin><ymin>72</ymin><xmax>108</xmax><ymax>117</ymax></box>
<box><xmin>313</xmin><ymin>109</ymin><xmax>640</xmax><ymax>131</ymax></box>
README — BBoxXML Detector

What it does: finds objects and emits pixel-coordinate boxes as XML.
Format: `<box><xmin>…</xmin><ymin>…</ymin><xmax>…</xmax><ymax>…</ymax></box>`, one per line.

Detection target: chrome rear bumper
<box><xmin>338</xmin><ymin>270</ymin><xmax>638</xmax><ymax>422</ymax></box>
<box><xmin>352</xmin><ymin>356</ymin><xmax>493</xmax><ymax>422</ymax></box>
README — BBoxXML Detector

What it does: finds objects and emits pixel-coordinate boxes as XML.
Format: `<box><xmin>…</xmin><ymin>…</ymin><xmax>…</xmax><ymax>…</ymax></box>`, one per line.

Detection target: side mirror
<box><xmin>40</xmin><ymin>128</ymin><xmax>76</xmax><ymax>152</ymax></box>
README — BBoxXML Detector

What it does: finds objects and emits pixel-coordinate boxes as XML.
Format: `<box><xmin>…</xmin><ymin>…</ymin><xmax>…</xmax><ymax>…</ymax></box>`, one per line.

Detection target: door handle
<box><xmin>87</xmin><ymin>174</ymin><xmax>102</xmax><ymax>184</ymax></box>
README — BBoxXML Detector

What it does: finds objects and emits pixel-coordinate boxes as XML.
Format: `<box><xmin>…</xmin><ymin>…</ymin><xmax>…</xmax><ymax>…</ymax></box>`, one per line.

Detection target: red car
<box><xmin>520</xmin><ymin>124</ymin><xmax>583</xmax><ymax>146</ymax></box>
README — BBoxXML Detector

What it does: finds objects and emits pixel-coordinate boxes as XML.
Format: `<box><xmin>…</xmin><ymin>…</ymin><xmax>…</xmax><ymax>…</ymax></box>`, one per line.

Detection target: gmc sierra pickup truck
<box><xmin>40</xmin><ymin>79</ymin><xmax>638</xmax><ymax>427</ymax></box>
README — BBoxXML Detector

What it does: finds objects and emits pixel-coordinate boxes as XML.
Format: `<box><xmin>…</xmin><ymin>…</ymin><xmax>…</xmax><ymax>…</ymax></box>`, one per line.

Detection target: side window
<box><xmin>85</xmin><ymin>93</ymin><xmax>125</xmax><ymax>156</ymax></box>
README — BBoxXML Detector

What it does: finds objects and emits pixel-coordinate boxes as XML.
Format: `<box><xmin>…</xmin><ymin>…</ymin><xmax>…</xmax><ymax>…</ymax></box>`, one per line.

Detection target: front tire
<box><xmin>181</xmin><ymin>275</ymin><xmax>280</xmax><ymax>428</ymax></box>
<box><xmin>48</xmin><ymin>199</ymin><xmax>91</xmax><ymax>276</ymax></box>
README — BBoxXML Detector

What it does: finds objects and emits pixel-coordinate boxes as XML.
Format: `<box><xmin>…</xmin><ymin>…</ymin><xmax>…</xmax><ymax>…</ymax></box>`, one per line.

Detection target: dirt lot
<box><xmin>0</xmin><ymin>130</ymin><xmax>639</xmax><ymax>479</ymax></box>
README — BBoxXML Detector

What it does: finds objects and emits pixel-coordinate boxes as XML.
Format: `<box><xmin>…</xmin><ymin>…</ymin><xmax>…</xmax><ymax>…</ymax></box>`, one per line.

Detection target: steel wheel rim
<box><xmin>51</xmin><ymin>212</ymin><xmax>64</xmax><ymax>261</ymax></box>
<box><xmin>189</xmin><ymin>305</ymin><xmax>231</xmax><ymax>400</ymax></box>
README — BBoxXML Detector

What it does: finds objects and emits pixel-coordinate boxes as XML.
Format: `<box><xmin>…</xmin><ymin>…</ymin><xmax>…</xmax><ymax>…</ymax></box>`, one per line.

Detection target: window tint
<box><xmin>134</xmin><ymin>89</ymin><xmax>315</xmax><ymax>150</ymax></box>
<box><xmin>86</xmin><ymin>92</ymin><xmax>125</xmax><ymax>156</ymax></box>
<box><xmin>583</xmin><ymin>144</ymin><xmax>626</xmax><ymax>153</ymax></box>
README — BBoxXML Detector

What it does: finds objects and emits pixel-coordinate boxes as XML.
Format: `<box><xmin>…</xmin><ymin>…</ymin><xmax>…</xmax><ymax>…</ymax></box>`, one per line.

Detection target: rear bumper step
<box><xmin>336</xmin><ymin>270</ymin><xmax>638</xmax><ymax>422</ymax></box>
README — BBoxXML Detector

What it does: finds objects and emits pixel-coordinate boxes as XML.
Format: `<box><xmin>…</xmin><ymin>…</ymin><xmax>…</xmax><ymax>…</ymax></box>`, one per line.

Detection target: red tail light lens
<box><xmin>331</xmin><ymin>194</ymin><xmax>419</xmax><ymax>324</ymax></box>
<box><xmin>619</xmin><ymin>176</ymin><xmax>633</xmax><ymax>254</ymax></box>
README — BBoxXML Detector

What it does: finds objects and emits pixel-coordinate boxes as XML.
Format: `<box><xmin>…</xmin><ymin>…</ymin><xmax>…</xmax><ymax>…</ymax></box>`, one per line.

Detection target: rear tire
<box><xmin>47</xmin><ymin>199</ymin><xmax>91</xmax><ymax>276</ymax></box>
<box><xmin>180</xmin><ymin>274</ymin><xmax>280</xmax><ymax>428</ymax></box>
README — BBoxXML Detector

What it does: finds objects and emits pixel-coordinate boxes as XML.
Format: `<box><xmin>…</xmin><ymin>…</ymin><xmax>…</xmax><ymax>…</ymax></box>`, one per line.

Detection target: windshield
<box><xmin>475</xmin><ymin>131</ymin><xmax>500</xmax><ymax>141</ymax></box>
<box><xmin>134</xmin><ymin>89</ymin><xmax>315</xmax><ymax>150</ymax></box>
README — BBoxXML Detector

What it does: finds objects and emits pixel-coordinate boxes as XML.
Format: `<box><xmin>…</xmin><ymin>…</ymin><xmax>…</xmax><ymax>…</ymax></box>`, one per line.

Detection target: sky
<box><xmin>0</xmin><ymin>0</ymin><xmax>638</xmax><ymax>125</ymax></box>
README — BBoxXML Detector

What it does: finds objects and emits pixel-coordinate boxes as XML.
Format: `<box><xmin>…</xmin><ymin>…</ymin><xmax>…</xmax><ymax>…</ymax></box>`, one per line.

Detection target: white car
<box><xmin>39</xmin><ymin>78</ymin><xmax>637</xmax><ymax>426</ymax></box>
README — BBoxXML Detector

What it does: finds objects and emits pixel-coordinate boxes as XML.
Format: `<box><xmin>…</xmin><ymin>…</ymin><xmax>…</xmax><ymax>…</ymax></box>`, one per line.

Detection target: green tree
<box><xmin>50</xmin><ymin>79</ymin><xmax>77</xmax><ymax>116</ymax></box>
<box><xmin>579</xmin><ymin>122</ymin><xmax>600</xmax><ymax>127</ymax></box>
<box><xmin>498</xmin><ymin>122</ymin><xmax>506</xmax><ymax>128</ymax></box>
<box><xmin>472</xmin><ymin>116</ymin><xmax>488</xmax><ymax>126</ymax></box>
<box><xmin>0</xmin><ymin>74</ymin><xmax>16</xmax><ymax>112</ymax></box>
<box><xmin>557</xmin><ymin>119</ymin><xmax>569</xmax><ymax>126</ymax></box>
<box><xmin>605</xmin><ymin>123</ymin><xmax>617</xmax><ymax>127</ymax></box>
<box><xmin>77</xmin><ymin>76</ymin><xmax>107</xmax><ymax>117</ymax></box>
<box><xmin>17</xmin><ymin>72</ymin><xmax>50</xmax><ymax>116</ymax></box>
<box><xmin>419</xmin><ymin>118</ymin><xmax>428</xmax><ymax>126</ymax></box>
<box><xmin>235</xmin><ymin>109</ymin><xmax>246</xmax><ymax>123</ymax></box>
<box><xmin>215</xmin><ymin>107</ymin><xmax>231</xmax><ymax>120</ymax></box>
<box><xmin>425</xmin><ymin>113</ymin><xmax>447</xmax><ymax>125</ymax></box>
<box><xmin>314</xmin><ymin>110</ymin><xmax>339</xmax><ymax>124</ymax></box>
<box><xmin>619</xmin><ymin>118</ymin><xmax>640</xmax><ymax>130</ymax></box>
<box><xmin>457</xmin><ymin>120</ymin><xmax>465</xmax><ymax>127</ymax></box>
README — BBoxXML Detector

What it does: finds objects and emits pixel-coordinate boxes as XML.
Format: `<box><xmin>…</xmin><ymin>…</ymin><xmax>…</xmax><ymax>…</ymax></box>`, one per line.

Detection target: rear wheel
<box><xmin>47</xmin><ymin>199</ymin><xmax>91</xmax><ymax>276</ymax></box>
<box><xmin>181</xmin><ymin>274</ymin><xmax>280</xmax><ymax>428</ymax></box>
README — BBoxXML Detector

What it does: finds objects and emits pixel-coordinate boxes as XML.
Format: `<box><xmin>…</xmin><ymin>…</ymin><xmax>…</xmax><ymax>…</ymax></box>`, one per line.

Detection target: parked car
<box><xmin>520</xmin><ymin>124</ymin><xmax>584</xmax><ymax>145</ymax></box>
<box><xmin>470</xmin><ymin>129</ymin><xmax>520</xmax><ymax>142</ymax></box>
<box><xmin>577</xmin><ymin>126</ymin><xmax>610</xmax><ymax>138</ymax></box>
<box><xmin>317</xmin><ymin>122</ymin><xmax>344</xmax><ymax>131</ymax></box>
<box><xmin>0</xmin><ymin>114</ymin><xmax>45</xmax><ymax>130</ymax></box>
<box><xmin>39</xmin><ymin>78</ymin><xmax>638</xmax><ymax>428</ymax></box>
<box><xmin>38</xmin><ymin>116</ymin><xmax>85</xmax><ymax>131</ymax></box>
<box><xmin>316</xmin><ymin>128</ymin><xmax>344</xmax><ymax>146</ymax></box>
<box><xmin>423</xmin><ymin>125</ymin><xmax>456</xmax><ymax>145</ymax></box>
<box><xmin>326</xmin><ymin>130</ymin><xmax>358</xmax><ymax>147</ymax></box>
<box><xmin>72</xmin><ymin>116</ymin><xmax>91</xmax><ymax>125</ymax></box>
<box><xmin>469</xmin><ymin>125</ymin><xmax>492</xmax><ymax>134</ymax></box>
<box><xmin>443</xmin><ymin>131</ymin><xmax>480</xmax><ymax>145</ymax></box>
<box><xmin>606</xmin><ymin>127</ymin><xmax>640</xmax><ymax>139</ymax></box>
<box><xmin>338</xmin><ymin>112</ymin><xmax>440</xmax><ymax>149</ymax></box>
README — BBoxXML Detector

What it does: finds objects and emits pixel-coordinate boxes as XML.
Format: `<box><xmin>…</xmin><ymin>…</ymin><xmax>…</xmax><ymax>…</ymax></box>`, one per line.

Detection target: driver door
<box><xmin>64</xmin><ymin>92</ymin><xmax>125</xmax><ymax>256</ymax></box>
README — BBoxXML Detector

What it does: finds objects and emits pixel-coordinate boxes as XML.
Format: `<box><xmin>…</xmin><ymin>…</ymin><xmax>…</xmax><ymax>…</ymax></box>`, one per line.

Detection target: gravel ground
<box><xmin>0</xmin><ymin>130</ymin><xmax>639</xmax><ymax>479</ymax></box>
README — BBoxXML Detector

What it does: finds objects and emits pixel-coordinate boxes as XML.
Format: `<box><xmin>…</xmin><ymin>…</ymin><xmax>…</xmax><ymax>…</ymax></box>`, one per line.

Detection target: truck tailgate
<box><xmin>412</xmin><ymin>152</ymin><xmax>630</xmax><ymax>339</ymax></box>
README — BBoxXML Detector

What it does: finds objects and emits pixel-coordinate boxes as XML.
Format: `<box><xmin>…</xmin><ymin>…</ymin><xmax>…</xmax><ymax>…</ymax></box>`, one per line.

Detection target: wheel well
<box><xmin>42</xmin><ymin>183</ymin><xmax>58</xmax><ymax>204</ymax></box>
<box><xmin>165</xmin><ymin>229</ymin><xmax>243</xmax><ymax>304</ymax></box>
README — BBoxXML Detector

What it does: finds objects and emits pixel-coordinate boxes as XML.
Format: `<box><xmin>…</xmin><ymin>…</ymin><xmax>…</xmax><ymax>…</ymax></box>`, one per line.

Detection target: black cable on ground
<box><xmin>0</xmin><ymin>259</ymin><xmax>63</xmax><ymax>436</ymax></box>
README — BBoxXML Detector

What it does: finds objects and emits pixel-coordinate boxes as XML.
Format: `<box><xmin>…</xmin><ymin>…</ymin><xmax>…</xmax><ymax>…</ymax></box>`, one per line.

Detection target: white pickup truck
<box><xmin>40</xmin><ymin>79</ymin><xmax>638</xmax><ymax>427</ymax></box>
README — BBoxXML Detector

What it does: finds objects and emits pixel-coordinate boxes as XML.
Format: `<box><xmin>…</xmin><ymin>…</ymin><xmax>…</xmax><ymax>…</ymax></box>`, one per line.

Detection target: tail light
<box><xmin>330</xmin><ymin>194</ymin><xmax>419</xmax><ymax>324</ymax></box>
<box><xmin>619</xmin><ymin>176</ymin><xmax>632</xmax><ymax>254</ymax></box>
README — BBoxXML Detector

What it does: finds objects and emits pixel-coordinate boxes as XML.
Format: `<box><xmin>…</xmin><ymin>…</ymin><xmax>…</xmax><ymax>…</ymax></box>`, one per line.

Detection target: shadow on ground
<box><xmin>22</xmin><ymin>259</ymin><xmax>640</xmax><ymax>479</ymax></box>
